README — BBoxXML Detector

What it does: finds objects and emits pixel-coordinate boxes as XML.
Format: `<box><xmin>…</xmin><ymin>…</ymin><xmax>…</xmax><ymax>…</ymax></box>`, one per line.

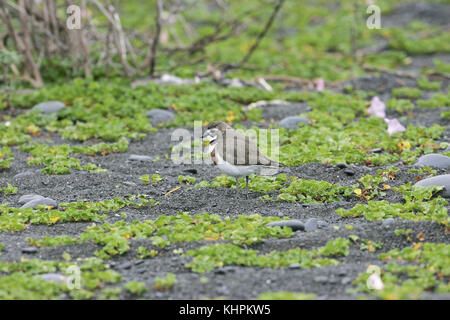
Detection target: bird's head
<box><xmin>202</xmin><ymin>121</ymin><xmax>231</xmax><ymax>143</ymax></box>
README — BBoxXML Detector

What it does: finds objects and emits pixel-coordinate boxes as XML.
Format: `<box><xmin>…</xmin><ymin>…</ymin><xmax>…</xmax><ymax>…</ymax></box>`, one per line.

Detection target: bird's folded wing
<box><xmin>218</xmin><ymin>130</ymin><xmax>278</xmax><ymax>166</ymax></box>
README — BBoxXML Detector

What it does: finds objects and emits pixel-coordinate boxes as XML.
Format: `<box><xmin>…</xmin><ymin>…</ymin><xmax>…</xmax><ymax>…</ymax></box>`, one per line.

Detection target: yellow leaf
<box><xmin>226</xmin><ymin>111</ymin><xmax>235</xmax><ymax>123</ymax></box>
<box><xmin>354</xmin><ymin>188</ymin><xmax>362</xmax><ymax>196</ymax></box>
<box><xmin>382</xmin><ymin>184</ymin><xmax>391</xmax><ymax>190</ymax></box>
<box><xmin>413</xmin><ymin>242</ymin><xmax>422</xmax><ymax>250</ymax></box>
<box><xmin>397</xmin><ymin>141</ymin><xmax>411</xmax><ymax>151</ymax></box>
<box><xmin>50</xmin><ymin>217</ymin><xmax>60</xmax><ymax>224</ymax></box>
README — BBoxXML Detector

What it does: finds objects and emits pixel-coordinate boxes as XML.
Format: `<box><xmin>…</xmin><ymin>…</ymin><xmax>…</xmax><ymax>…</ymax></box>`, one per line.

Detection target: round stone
<box><xmin>129</xmin><ymin>154</ymin><xmax>153</xmax><ymax>162</ymax></box>
<box><xmin>13</xmin><ymin>171</ymin><xmax>36</xmax><ymax>179</ymax></box>
<box><xmin>414</xmin><ymin>174</ymin><xmax>450</xmax><ymax>198</ymax></box>
<box><xmin>18</xmin><ymin>194</ymin><xmax>45</xmax><ymax>205</ymax></box>
<box><xmin>278</xmin><ymin>116</ymin><xmax>309</xmax><ymax>130</ymax></box>
<box><xmin>117</xmin><ymin>262</ymin><xmax>132</xmax><ymax>270</ymax></box>
<box><xmin>336</xmin><ymin>163</ymin><xmax>347</xmax><ymax>169</ymax></box>
<box><xmin>40</xmin><ymin>273</ymin><xmax>69</xmax><ymax>284</ymax></box>
<box><xmin>32</xmin><ymin>101</ymin><xmax>65</xmax><ymax>114</ymax></box>
<box><xmin>265</xmin><ymin>220</ymin><xmax>305</xmax><ymax>231</ymax></box>
<box><xmin>20</xmin><ymin>197</ymin><xmax>57</xmax><ymax>209</ymax></box>
<box><xmin>413</xmin><ymin>154</ymin><xmax>450</xmax><ymax>169</ymax></box>
<box><xmin>382</xmin><ymin>218</ymin><xmax>395</xmax><ymax>228</ymax></box>
<box><xmin>344</xmin><ymin>169</ymin><xmax>355</xmax><ymax>176</ymax></box>
<box><xmin>146</xmin><ymin>109</ymin><xmax>175</xmax><ymax>126</ymax></box>
<box><xmin>304</xmin><ymin>218</ymin><xmax>319</xmax><ymax>232</ymax></box>
<box><xmin>22</xmin><ymin>247</ymin><xmax>38</xmax><ymax>254</ymax></box>
<box><xmin>317</xmin><ymin>220</ymin><xmax>328</xmax><ymax>229</ymax></box>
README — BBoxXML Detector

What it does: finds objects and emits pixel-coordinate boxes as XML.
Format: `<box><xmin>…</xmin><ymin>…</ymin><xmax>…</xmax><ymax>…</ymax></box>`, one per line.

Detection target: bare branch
<box><xmin>149</xmin><ymin>0</ymin><xmax>163</xmax><ymax>77</ymax></box>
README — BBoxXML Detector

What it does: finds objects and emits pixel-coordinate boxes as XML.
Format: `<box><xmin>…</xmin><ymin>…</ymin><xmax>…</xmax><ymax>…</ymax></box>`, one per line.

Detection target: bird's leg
<box><xmin>245</xmin><ymin>176</ymin><xmax>249</xmax><ymax>199</ymax></box>
<box><xmin>235</xmin><ymin>177</ymin><xmax>239</xmax><ymax>189</ymax></box>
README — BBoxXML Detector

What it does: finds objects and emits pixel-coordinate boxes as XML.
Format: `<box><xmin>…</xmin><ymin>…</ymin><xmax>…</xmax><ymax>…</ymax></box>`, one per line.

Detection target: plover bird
<box><xmin>202</xmin><ymin>121</ymin><xmax>283</xmax><ymax>196</ymax></box>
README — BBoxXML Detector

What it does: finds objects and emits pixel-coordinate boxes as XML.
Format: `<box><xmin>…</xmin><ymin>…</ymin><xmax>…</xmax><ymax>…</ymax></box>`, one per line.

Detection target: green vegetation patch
<box><xmin>18</xmin><ymin>138</ymin><xmax>128</xmax><ymax>175</ymax></box>
<box><xmin>351</xmin><ymin>243</ymin><xmax>450</xmax><ymax>299</ymax></box>
<box><xmin>386</xmin><ymin>99</ymin><xmax>413</xmax><ymax>114</ymax></box>
<box><xmin>417</xmin><ymin>77</ymin><xmax>442</xmax><ymax>91</ymax></box>
<box><xmin>197</xmin><ymin>174</ymin><xmax>354</xmax><ymax>203</ymax></box>
<box><xmin>278</xmin><ymin>178</ymin><xmax>353</xmax><ymax>203</ymax></box>
<box><xmin>388</xmin><ymin>28</ymin><xmax>450</xmax><ymax>55</ymax></box>
<box><xmin>275</xmin><ymin>93</ymin><xmax>445</xmax><ymax>166</ymax></box>
<box><xmin>392</xmin><ymin>87</ymin><xmax>422</xmax><ymax>100</ymax></box>
<box><xmin>186</xmin><ymin>238</ymin><xmax>350</xmax><ymax>273</ymax></box>
<box><xmin>27</xmin><ymin>213</ymin><xmax>293</xmax><ymax>259</ymax></box>
<box><xmin>336</xmin><ymin>185</ymin><xmax>448</xmax><ymax>225</ymax></box>
<box><xmin>0</xmin><ymin>147</ymin><xmax>14</xmax><ymax>170</ymax></box>
<box><xmin>0</xmin><ymin>183</ymin><xmax>18</xmax><ymax>195</ymax></box>
<box><xmin>0</xmin><ymin>257</ymin><xmax>122</xmax><ymax>299</ymax></box>
<box><xmin>153</xmin><ymin>274</ymin><xmax>177</xmax><ymax>291</ymax></box>
<box><xmin>0</xmin><ymin>195</ymin><xmax>154</xmax><ymax>232</ymax></box>
<box><xmin>417</xmin><ymin>92</ymin><xmax>450</xmax><ymax>109</ymax></box>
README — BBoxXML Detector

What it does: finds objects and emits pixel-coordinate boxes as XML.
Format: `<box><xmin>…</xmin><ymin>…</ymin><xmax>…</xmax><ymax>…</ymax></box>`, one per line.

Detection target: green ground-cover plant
<box><xmin>27</xmin><ymin>213</ymin><xmax>294</xmax><ymax>260</ymax></box>
<box><xmin>178</xmin><ymin>175</ymin><xmax>197</xmax><ymax>185</ymax></box>
<box><xmin>278</xmin><ymin>178</ymin><xmax>353</xmax><ymax>203</ymax></box>
<box><xmin>417</xmin><ymin>77</ymin><xmax>442</xmax><ymax>91</ymax></box>
<box><xmin>417</xmin><ymin>92</ymin><xmax>450</xmax><ymax>108</ymax></box>
<box><xmin>0</xmin><ymin>183</ymin><xmax>18</xmax><ymax>195</ymax></box>
<box><xmin>386</xmin><ymin>99</ymin><xmax>414</xmax><ymax>114</ymax></box>
<box><xmin>196</xmin><ymin>173</ymin><xmax>288</xmax><ymax>193</ymax></box>
<box><xmin>408</xmin><ymin>166</ymin><xmax>437</xmax><ymax>176</ymax></box>
<box><xmin>153</xmin><ymin>273</ymin><xmax>177</xmax><ymax>291</ymax></box>
<box><xmin>124</xmin><ymin>281</ymin><xmax>148</xmax><ymax>295</ymax></box>
<box><xmin>441</xmin><ymin>111</ymin><xmax>450</xmax><ymax>120</ymax></box>
<box><xmin>394</xmin><ymin>228</ymin><xmax>413</xmax><ymax>242</ymax></box>
<box><xmin>0</xmin><ymin>257</ymin><xmax>122</xmax><ymax>299</ymax></box>
<box><xmin>360</xmin><ymin>240</ymin><xmax>384</xmax><ymax>253</ymax></box>
<box><xmin>336</xmin><ymin>185</ymin><xmax>449</xmax><ymax>224</ymax></box>
<box><xmin>0</xmin><ymin>195</ymin><xmax>154</xmax><ymax>232</ymax></box>
<box><xmin>136</xmin><ymin>246</ymin><xmax>159</xmax><ymax>259</ymax></box>
<box><xmin>197</xmin><ymin>174</ymin><xmax>353</xmax><ymax>203</ymax></box>
<box><xmin>388</xmin><ymin>27</ymin><xmax>450</xmax><ymax>55</ymax></box>
<box><xmin>351</xmin><ymin>243</ymin><xmax>449</xmax><ymax>299</ymax></box>
<box><xmin>0</xmin><ymin>147</ymin><xmax>14</xmax><ymax>170</ymax></box>
<box><xmin>139</xmin><ymin>174</ymin><xmax>163</xmax><ymax>184</ymax></box>
<box><xmin>392</xmin><ymin>87</ymin><xmax>422</xmax><ymax>100</ymax></box>
<box><xmin>18</xmin><ymin>138</ymin><xmax>128</xmax><ymax>175</ymax></box>
<box><xmin>274</xmin><ymin>92</ymin><xmax>445</xmax><ymax>166</ymax></box>
<box><xmin>186</xmin><ymin>237</ymin><xmax>350</xmax><ymax>273</ymax></box>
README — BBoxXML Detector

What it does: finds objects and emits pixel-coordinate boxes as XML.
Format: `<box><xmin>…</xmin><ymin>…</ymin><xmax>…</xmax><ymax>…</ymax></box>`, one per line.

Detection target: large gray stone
<box><xmin>32</xmin><ymin>101</ymin><xmax>65</xmax><ymax>114</ymax></box>
<box><xmin>265</xmin><ymin>220</ymin><xmax>305</xmax><ymax>231</ymax></box>
<box><xmin>146</xmin><ymin>109</ymin><xmax>175</xmax><ymax>126</ymax></box>
<box><xmin>129</xmin><ymin>154</ymin><xmax>153</xmax><ymax>162</ymax></box>
<box><xmin>304</xmin><ymin>218</ymin><xmax>318</xmax><ymax>232</ymax></box>
<box><xmin>413</xmin><ymin>154</ymin><xmax>450</xmax><ymax>169</ymax></box>
<box><xmin>414</xmin><ymin>174</ymin><xmax>450</xmax><ymax>198</ymax></box>
<box><xmin>20</xmin><ymin>197</ymin><xmax>57</xmax><ymax>209</ymax></box>
<box><xmin>278</xmin><ymin>116</ymin><xmax>309</xmax><ymax>130</ymax></box>
<box><xmin>18</xmin><ymin>194</ymin><xmax>45</xmax><ymax>205</ymax></box>
<box><xmin>40</xmin><ymin>273</ymin><xmax>69</xmax><ymax>284</ymax></box>
<box><xmin>13</xmin><ymin>171</ymin><xmax>36</xmax><ymax>179</ymax></box>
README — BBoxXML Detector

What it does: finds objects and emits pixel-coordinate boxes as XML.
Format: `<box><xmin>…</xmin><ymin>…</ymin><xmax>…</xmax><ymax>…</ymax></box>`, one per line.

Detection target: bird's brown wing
<box><xmin>215</xmin><ymin>129</ymin><xmax>279</xmax><ymax>166</ymax></box>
